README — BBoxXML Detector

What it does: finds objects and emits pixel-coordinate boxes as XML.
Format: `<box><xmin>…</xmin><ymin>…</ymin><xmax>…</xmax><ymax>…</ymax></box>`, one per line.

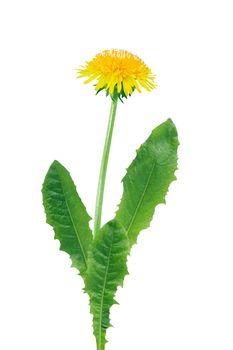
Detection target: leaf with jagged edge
<box><xmin>85</xmin><ymin>220</ymin><xmax>129</xmax><ymax>350</ymax></box>
<box><xmin>115</xmin><ymin>118</ymin><xmax>179</xmax><ymax>248</ymax></box>
<box><xmin>42</xmin><ymin>160</ymin><xmax>92</xmax><ymax>278</ymax></box>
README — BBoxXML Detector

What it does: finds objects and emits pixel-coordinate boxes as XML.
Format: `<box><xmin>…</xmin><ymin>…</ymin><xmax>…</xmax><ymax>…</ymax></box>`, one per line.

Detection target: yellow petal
<box><xmin>77</xmin><ymin>49</ymin><xmax>156</xmax><ymax>97</ymax></box>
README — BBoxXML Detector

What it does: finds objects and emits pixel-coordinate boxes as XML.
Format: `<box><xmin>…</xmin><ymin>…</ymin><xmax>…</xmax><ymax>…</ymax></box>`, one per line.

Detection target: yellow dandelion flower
<box><xmin>77</xmin><ymin>49</ymin><xmax>156</xmax><ymax>99</ymax></box>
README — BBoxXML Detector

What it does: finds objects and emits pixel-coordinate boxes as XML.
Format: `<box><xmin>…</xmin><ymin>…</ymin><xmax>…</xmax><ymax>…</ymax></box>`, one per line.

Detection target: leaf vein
<box><xmin>57</xmin><ymin>173</ymin><xmax>88</xmax><ymax>269</ymax></box>
<box><xmin>98</xmin><ymin>233</ymin><xmax>114</xmax><ymax>350</ymax></box>
<box><xmin>125</xmin><ymin>160</ymin><xmax>156</xmax><ymax>236</ymax></box>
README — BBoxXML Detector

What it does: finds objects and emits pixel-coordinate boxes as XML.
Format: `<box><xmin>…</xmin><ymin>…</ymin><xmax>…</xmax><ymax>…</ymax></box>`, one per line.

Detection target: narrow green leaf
<box><xmin>42</xmin><ymin>160</ymin><xmax>92</xmax><ymax>278</ymax></box>
<box><xmin>115</xmin><ymin>118</ymin><xmax>179</xmax><ymax>247</ymax></box>
<box><xmin>85</xmin><ymin>220</ymin><xmax>129</xmax><ymax>350</ymax></box>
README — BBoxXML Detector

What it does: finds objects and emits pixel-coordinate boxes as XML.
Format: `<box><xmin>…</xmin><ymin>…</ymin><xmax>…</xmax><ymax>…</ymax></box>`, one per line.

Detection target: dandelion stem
<box><xmin>93</xmin><ymin>95</ymin><xmax>118</xmax><ymax>237</ymax></box>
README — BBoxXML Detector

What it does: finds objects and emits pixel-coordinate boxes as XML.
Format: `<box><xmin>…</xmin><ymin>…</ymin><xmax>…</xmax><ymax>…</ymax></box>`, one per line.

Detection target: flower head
<box><xmin>77</xmin><ymin>49</ymin><xmax>156</xmax><ymax>100</ymax></box>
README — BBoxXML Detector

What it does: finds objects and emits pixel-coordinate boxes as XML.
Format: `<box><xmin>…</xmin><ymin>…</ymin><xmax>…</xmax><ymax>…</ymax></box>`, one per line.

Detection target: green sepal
<box><xmin>96</xmin><ymin>83</ymin><xmax>135</xmax><ymax>102</ymax></box>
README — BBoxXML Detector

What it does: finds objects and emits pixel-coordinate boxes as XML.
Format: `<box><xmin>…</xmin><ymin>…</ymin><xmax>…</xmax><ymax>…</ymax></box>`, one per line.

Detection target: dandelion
<box><xmin>42</xmin><ymin>49</ymin><xmax>178</xmax><ymax>350</ymax></box>
<box><xmin>77</xmin><ymin>49</ymin><xmax>156</xmax><ymax>99</ymax></box>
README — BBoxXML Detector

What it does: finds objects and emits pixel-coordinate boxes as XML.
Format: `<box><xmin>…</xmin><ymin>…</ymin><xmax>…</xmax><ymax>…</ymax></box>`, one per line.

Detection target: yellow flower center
<box><xmin>77</xmin><ymin>49</ymin><xmax>156</xmax><ymax>99</ymax></box>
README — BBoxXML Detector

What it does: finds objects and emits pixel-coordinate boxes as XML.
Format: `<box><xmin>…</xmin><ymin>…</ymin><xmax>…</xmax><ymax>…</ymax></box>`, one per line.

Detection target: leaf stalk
<box><xmin>93</xmin><ymin>95</ymin><xmax>118</xmax><ymax>237</ymax></box>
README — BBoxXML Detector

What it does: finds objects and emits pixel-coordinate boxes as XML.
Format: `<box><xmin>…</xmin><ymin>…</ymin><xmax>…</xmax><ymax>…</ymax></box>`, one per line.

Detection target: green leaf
<box><xmin>42</xmin><ymin>160</ymin><xmax>92</xmax><ymax>278</ymax></box>
<box><xmin>85</xmin><ymin>220</ymin><xmax>129</xmax><ymax>350</ymax></box>
<box><xmin>115</xmin><ymin>118</ymin><xmax>179</xmax><ymax>248</ymax></box>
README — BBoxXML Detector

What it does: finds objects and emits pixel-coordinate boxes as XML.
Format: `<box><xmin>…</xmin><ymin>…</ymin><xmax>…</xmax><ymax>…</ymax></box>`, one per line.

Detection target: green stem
<box><xmin>93</xmin><ymin>96</ymin><xmax>118</xmax><ymax>237</ymax></box>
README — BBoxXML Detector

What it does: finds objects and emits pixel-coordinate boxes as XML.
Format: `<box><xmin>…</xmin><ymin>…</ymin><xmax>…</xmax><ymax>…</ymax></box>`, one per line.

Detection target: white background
<box><xmin>1</xmin><ymin>0</ymin><xmax>233</xmax><ymax>349</ymax></box>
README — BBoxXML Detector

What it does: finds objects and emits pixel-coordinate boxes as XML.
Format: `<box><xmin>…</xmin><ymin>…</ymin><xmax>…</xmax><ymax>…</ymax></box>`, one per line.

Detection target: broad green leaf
<box><xmin>115</xmin><ymin>118</ymin><xmax>179</xmax><ymax>247</ymax></box>
<box><xmin>85</xmin><ymin>220</ymin><xmax>129</xmax><ymax>350</ymax></box>
<box><xmin>42</xmin><ymin>160</ymin><xmax>92</xmax><ymax>278</ymax></box>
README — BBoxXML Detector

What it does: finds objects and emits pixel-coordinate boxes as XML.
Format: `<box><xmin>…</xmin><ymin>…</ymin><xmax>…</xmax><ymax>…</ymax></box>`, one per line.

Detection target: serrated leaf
<box><xmin>42</xmin><ymin>160</ymin><xmax>92</xmax><ymax>278</ymax></box>
<box><xmin>85</xmin><ymin>220</ymin><xmax>129</xmax><ymax>350</ymax></box>
<box><xmin>115</xmin><ymin>118</ymin><xmax>179</xmax><ymax>247</ymax></box>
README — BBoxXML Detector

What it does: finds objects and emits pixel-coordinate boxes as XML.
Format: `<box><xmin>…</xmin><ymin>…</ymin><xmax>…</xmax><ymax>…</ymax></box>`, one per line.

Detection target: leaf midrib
<box><xmin>98</xmin><ymin>233</ymin><xmax>114</xmax><ymax>350</ymax></box>
<box><xmin>57</xmin><ymin>172</ymin><xmax>88</xmax><ymax>269</ymax></box>
<box><xmin>125</xmin><ymin>159</ymin><xmax>156</xmax><ymax>237</ymax></box>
